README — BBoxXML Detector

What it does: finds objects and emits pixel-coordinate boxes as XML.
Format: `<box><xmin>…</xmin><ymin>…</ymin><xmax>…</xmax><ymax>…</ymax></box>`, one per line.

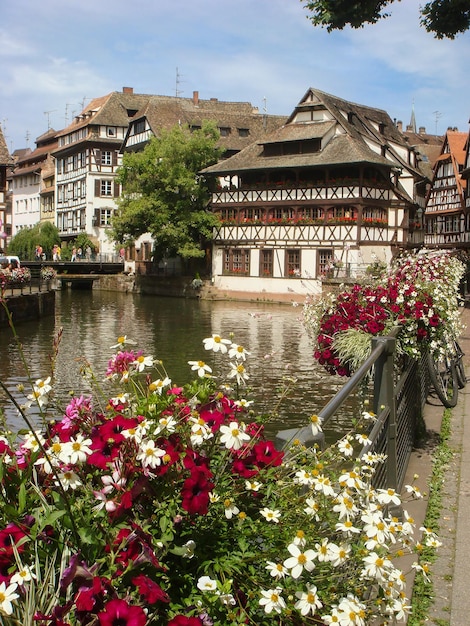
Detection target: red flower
<box><xmin>87</xmin><ymin>434</ymin><xmax>121</xmax><ymax>469</ymax></box>
<box><xmin>132</xmin><ymin>574</ymin><xmax>170</xmax><ymax>604</ymax></box>
<box><xmin>0</xmin><ymin>523</ymin><xmax>28</xmax><ymax>560</ymax></box>
<box><xmin>98</xmin><ymin>598</ymin><xmax>147</xmax><ymax>626</ymax></box>
<box><xmin>181</xmin><ymin>469</ymin><xmax>213</xmax><ymax>515</ymax></box>
<box><xmin>252</xmin><ymin>440</ymin><xmax>284</xmax><ymax>468</ymax></box>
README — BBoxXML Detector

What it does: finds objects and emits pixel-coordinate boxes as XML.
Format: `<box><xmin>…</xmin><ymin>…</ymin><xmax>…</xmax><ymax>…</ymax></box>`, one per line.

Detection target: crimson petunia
<box><xmin>181</xmin><ymin>468</ymin><xmax>213</xmax><ymax>515</ymax></box>
<box><xmin>132</xmin><ymin>573</ymin><xmax>170</xmax><ymax>604</ymax></box>
<box><xmin>98</xmin><ymin>598</ymin><xmax>147</xmax><ymax>626</ymax></box>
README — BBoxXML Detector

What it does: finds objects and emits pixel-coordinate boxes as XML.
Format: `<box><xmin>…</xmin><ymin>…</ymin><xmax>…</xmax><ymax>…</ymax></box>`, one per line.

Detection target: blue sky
<box><xmin>1</xmin><ymin>0</ymin><xmax>469</xmax><ymax>152</ymax></box>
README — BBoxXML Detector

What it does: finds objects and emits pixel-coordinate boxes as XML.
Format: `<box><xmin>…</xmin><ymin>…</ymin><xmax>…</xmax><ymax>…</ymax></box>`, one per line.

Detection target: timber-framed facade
<box><xmin>424</xmin><ymin>130</ymin><xmax>468</xmax><ymax>248</ymax></box>
<box><xmin>202</xmin><ymin>88</ymin><xmax>429</xmax><ymax>299</ymax></box>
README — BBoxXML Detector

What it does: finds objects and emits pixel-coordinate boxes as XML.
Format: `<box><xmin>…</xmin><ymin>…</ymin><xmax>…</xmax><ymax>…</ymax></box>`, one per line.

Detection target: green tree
<box><xmin>301</xmin><ymin>0</ymin><xmax>470</xmax><ymax>39</ymax></box>
<box><xmin>111</xmin><ymin>121</ymin><xmax>223</xmax><ymax>264</ymax></box>
<box><xmin>8</xmin><ymin>221</ymin><xmax>60</xmax><ymax>261</ymax></box>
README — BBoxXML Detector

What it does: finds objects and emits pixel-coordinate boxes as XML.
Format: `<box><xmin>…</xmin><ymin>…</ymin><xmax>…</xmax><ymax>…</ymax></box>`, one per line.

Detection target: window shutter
<box><xmin>95</xmin><ymin>149</ymin><xmax>101</xmax><ymax>163</ymax></box>
<box><xmin>114</xmin><ymin>182</ymin><xmax>120</xmax><ymax>197</ymax></box>
<box><xmin>95</xmin><ymin>179</ymin><xmax>101</xmax><ymax>196</ymax></box>
<box><xmin>112</xmin><ymin>151</ymin><xmax>118</xmax><ymax>166</ymax></box>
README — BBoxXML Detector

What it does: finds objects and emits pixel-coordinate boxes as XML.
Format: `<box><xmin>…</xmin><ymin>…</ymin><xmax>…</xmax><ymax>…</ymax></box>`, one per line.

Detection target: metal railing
<box><xmin>276</xmin><ymin>328</ymin><xmax>429</xmax><ymax>492</ymax></box>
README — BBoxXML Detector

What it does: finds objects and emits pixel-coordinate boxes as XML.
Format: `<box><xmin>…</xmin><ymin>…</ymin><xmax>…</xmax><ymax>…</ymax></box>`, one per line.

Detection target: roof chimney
<box><xmin>396</xmin><ymin>120</ymin><xmax>403</xmax><ymax>132</ymax></box>
<box><xmin>193</xmin><ymin>91</ymin><xmax>199</xmax><ymax>106</ymax></box>
<box><xmin>418</xmin><ymin>127</ymin><xmax>426</xmax><ymax>135</ymax></box>
<box><xmin>123</xmin><ymin>87</ymin><xmax>134</xmax><ymax>94</ymax></box>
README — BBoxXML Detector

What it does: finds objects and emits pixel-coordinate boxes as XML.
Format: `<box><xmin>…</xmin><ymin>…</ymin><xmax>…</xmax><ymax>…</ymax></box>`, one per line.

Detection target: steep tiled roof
<box><xmin>203</xmin><ymin>131</ymin><xmax>393</xmax><ymax>175</ymax></box>
<box><xmin>56</xmin><ymin>91</ymin><xmax>154</xmax><ymax>138</ymax></box>
<box><xmin>0</xmin><ymin>127</ymin><xmax>13</xmax><ymax>166</ymax></box>
<box><xmin>202</xmin><ymin>87</ymin><xmax>406</xmax><ymax>176</ymax></box>
<box><xmin>127</xmin><ymin>94</ymin><xmax>286</xmax><ymax>152</ymax></box>
<box><xmin>446</xmin><ymin>130</ymin><xmax>467</xmax><ymax>165</ymax></box>
<box><xmin>295</xmin><ymin>88</ymin><xmax>406</xmax><ymax>145</ymax></box>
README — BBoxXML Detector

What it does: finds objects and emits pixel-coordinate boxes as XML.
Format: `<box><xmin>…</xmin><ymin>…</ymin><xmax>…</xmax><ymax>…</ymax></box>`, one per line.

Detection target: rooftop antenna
<box><xmin>433</xmin><ymin>110</ymin><xmax>442</xmax><ymax>134</ymax></box>
<box><xmin>175</xmin><ymin>67</ymin><xmax>184</xmax><ymax>98</ymax></box>
<box><xmin>65</xmin><ymin>103</ymin><xmax>74</xmax><ymax>126</ymax></box>
<box><xmin>25</xmin><ymin>130</ymin><xmax>30</xmax><ymax>148</ymax></box>
<box><xmin>44</xmin><ymin>110</ymin><xmax>57</xmax><ymax>130</ymax></box>
<box><xmin>262</xmin><ymin>96</ymin><xmax>267</xmax><ymax>130</ymax></box>
<box><xmin>79</xmin><ymin>97</ymin><xmax>88</xmax><ymax>110</ymax></box>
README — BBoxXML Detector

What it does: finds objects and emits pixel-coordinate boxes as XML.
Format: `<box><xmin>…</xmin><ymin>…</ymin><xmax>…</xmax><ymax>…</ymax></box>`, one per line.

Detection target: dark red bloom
<box><xmin>252</xmin><ymin>440</ymin><xmax>284</xmax><ymax>467</ymax></box>
<box><xmin>87</xmin><ymin>434</ymin><xmax>121</xmax><ymax>470</ymax></box>
<box><xmin>132</xmin><ymin>574</ymin><xmax>170</xmax><ymax>604</ymax></box>
<box><xmin>75</xmin><ymin>576</ymin><xmax>109</xmax><ymax>612</ymax></box>
<box><xmin>181</xmin><ymin>469</ymin><xmax>213</xmax><ymax>515</ymax></box>
<box><xmin>98</xmin><ymin>598</ymin><xmax>147</xmax><ymax>626</ymax></box>
<box><xmin>0</xmin><ymin>523</ymin><xmax>28</xmax><ymax>560</ymax></box>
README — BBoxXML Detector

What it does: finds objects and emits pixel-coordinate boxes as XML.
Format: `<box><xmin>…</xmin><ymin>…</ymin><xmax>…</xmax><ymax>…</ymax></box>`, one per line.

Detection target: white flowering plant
<box><xmin>304</xmin><ymin>250</ymin><xmax>466</xmax><ymax>376</ymax></box>
<box><xmin>0</xmin><ymin>325</ymin><xmax>437</xmax><ymax>626</ymax></box>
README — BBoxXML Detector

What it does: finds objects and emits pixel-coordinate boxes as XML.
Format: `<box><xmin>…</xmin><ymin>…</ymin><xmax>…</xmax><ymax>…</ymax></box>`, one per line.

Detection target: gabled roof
<box><xmin>202</xmin><ymin>88</ymin><xmax>411</xmax><ymax>176</ymax></box>
<box><xmin>123</xmin><ymin>93</ymin><xmax>286</xmax><ymax>152</ymax></box>
<box><xmin>0</xmin><ymin>126</ymin><xmax>13</xmax><ymax>166</ymax></box>
<box><xmin>202</xmin><ymin>131</ymin><xmax>393</xmax><ymax>175</ymax></box>
<box><xmin>428</xmin><ymin>130</ymin><xmax>467</xmax><ymax>201</ymax></box>
<box><xmin>56</xmin><ymin>91</ymin><xmax>154</xmax><ymax>138</ymax></box>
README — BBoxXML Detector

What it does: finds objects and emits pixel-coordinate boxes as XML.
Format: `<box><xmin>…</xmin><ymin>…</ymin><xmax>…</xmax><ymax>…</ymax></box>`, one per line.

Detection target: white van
<box><xmin>0</xmin><ymin>255</ymin><xmax>21</xmax><ymax>267</ymax></box>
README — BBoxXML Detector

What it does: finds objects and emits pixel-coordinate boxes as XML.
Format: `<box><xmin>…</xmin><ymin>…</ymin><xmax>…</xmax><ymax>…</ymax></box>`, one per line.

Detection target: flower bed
<box><xmin>0</xmin><ymin>324</ymin><xmax>438</xmax><ymax>624</ymax></box>
<box><xmin>303</xmin><ymin>250</ymin><xmax>465</xmax><ymax>376</ymax></box>
<box><xmin>0</xmin><ymin>267</ymin><xmax>31</xmax><ymax>289</ymax></box>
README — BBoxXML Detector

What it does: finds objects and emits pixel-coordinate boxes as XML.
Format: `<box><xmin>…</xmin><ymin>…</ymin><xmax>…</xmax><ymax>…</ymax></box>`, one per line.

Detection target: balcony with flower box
<box><xmin>212</xmin><ymin>181</ymin><xmax>391</xmax><ymax>206</ymax></box>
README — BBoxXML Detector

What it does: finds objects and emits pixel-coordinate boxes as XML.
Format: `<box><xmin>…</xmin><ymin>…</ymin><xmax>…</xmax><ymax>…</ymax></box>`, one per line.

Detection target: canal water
<box><xmin>0</xmin><ymin>290</ymin><xmax>357</xmax><ymax>439</ymax></box>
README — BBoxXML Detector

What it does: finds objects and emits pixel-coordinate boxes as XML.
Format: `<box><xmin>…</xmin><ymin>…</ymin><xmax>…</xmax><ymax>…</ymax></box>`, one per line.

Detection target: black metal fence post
<box><xmin>371</xmin><ymin>336</ymin><xmax>398</xmax><ymax>490</ymax></box>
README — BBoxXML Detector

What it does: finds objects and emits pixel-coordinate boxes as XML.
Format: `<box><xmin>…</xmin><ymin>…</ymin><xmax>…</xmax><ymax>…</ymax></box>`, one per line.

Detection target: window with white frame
<box><xmin>101</xmin><ymin>151</ymin><xmax>112</xmax><ymax>166</ymax></box>
<box><xmin>100</xmin><ymin>180</ymin><xmax>113</xmax><ymax>196</ymax></box>
<box><xmin>100</xmin><ymin>207</ymin><xmax>114</xmax><ymax>226</ymax></box>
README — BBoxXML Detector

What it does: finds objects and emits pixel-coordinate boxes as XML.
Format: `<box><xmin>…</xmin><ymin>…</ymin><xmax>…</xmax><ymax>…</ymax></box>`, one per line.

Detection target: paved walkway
<box><xmin>406</xmin><ymin>306</ymin><xmax>470</xmax><ymax>625</ymax></box>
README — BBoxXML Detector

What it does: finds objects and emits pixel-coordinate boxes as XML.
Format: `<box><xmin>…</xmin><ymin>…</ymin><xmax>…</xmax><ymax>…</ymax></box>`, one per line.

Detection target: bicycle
<box><xmin>427</xmin><ymin>339</ymin><xmax>466</xmax><ymax>408</ymax></box>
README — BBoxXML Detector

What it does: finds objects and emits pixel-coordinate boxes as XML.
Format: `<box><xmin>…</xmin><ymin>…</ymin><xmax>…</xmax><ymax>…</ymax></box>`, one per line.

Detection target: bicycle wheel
<box><xmin>454</xmin><ymin>341</ymin><xmax>467</xmax><ymax>389</ymax></box>
<box><xmin>427</xmin><ymin>351</ymin><xmax>459</xmax><ymax>408</ymax></box>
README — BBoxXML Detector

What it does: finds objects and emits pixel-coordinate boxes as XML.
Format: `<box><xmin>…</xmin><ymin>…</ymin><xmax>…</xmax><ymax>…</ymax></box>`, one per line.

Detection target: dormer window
<box><xmin>107</xmin><ymin>127</ymin><xmax>117</xmax><ymax>137</ymax></box>
<box><xmin>219</xmin><ymin>127</ymin><xmax>231</xmax><ymax>137</ymax></box>
<box><xmin>238</xmin><ymin>128</ymin><xmax>250</xmax><ymax>137</ymax></box>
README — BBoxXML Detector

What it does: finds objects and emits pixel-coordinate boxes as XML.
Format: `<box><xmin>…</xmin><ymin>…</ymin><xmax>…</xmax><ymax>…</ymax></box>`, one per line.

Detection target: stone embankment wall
<box><xmin>94</xmin><ymin>274</ymin><xmax>307</xmax><ymax>304</ymax></box>
<box><xmin>0</xmin><ymin>291</ymin><xmax>55</xmax><ymax>328</ymax></box>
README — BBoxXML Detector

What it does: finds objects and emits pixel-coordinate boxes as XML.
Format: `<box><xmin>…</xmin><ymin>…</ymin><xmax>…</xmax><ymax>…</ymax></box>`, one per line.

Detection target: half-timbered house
<box><xmin>53</xmin><ymin>88</ymin><xmax>285</xmax><ymax>258</ymax></box>
<box><xmin>424</xmin><ymin>130</ymin><xmax>467</xmax><ymax>248</ymax></box>
<box><xmin>0</xmin><ymin>127</ymin><xmax>13</xmax><ymax>250</ymax></box>
<box><xmin>10</xmin><ymin>129</ymin><xmax>58</xmax><ymax>234</ymax></box>
<box><xmin>202</xmin><ymin>88</ymin><xmax>429</xmax><ymax>299</ymax></box>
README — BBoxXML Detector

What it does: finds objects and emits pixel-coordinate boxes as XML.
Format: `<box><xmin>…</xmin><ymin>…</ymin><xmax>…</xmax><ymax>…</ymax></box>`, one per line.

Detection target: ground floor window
<box><xmin>286</xmin><ymin>249</ymin><xmax>300</xmax><ymax>277</ymax></box>
<box><xmin>260</xmin><ymin>249</ymin><xmax>273</xmax><ymax>277</ymax></box>
<box><xmin>318</xmin><ymin>249</ymin><xmax>334</xmax><ymax>276</ymax></box>
<box><xmin>223</xmin><ymin>248</ymin><xmax>250</xmax><ymax>275</ymax></box>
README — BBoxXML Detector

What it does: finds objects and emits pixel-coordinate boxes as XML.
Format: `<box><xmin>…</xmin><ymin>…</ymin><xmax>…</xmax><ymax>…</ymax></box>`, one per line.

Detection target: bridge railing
<box><xmin>276</xmin><ymin>328</ymin><xmax>429</xmax><ymax>492</ymax></box>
